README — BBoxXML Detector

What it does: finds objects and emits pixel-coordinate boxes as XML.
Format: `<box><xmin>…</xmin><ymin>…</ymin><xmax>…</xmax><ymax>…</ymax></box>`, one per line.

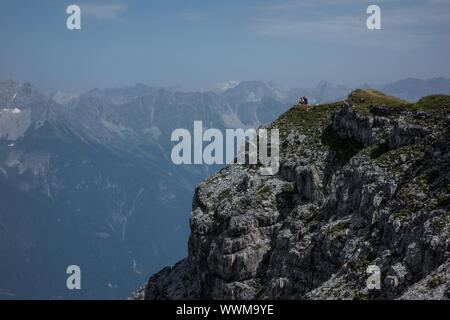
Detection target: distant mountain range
<box><xmin>0</xmin><ymin>77</ymin><xmax>449</xmax><ymax>299</ymax></box>
<box><xmin>0</xmin><ymin>79</ymin><xmax>289</xmax><ymax>299</ymax></box>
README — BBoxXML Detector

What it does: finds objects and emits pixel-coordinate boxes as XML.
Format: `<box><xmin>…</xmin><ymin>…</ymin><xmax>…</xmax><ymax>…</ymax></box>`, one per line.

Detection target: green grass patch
<box><xmin>415</xmin><ymin>95</ymin><xmax>450</xmax><ymax>110</ymax></box>
<box><xmin>218</xmin><ymin>188</ymin><xmax>232</xmax><ymax>201</ymax></box>
<box><xmin>281</xmin><ymin>182</ymin><xmax>295</xmax><ymax>193</ymax></box>
<box><xmin>348</xmin><ymin>89</ymin><xmax>410</xmax><ymax>117</ymax></box>
<box><xmin>427</xmin><ymin>277</ymin><xmax>443</xmax><ymax>289</ymax></box>
<box><xmin>351</xmin><ymin>257</ymin><xmax>371</xmax><ymax>274</ymax></box>
<box><xmin>273</xmin><ymin>101</ymin><xmax>341</xmax><ymax>138</ymax></box>
<box><xmin>395</xmin><ymin>207</ymin><xmax>415</xmax><ymax>219</ymax></box>
<box><xmin>329</xmin><ymin>221</ymin><xmax>350</xmax><ymax>234</ymax></box>
<box><xmin>258</xmin><ymin>185</ymin><xmax>273</xmax><ymax>197</ymax></box>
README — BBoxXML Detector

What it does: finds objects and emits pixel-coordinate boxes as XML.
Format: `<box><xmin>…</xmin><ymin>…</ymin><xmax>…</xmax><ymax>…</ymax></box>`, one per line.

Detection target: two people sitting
<box><xmin>298</xmin><ymin>96</ymin><xmax>308</xmax><ymax>106</ymax></box>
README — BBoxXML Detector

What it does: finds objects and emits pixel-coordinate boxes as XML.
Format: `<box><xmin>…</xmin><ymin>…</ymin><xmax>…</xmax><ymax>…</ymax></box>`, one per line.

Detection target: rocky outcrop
<box><xmin>132</xmin><ymin>90</ymin><xmax>449</xmax><ymax>300</ymax></box>
<box><xmin>333</xmin><ymin>101</ymin><xmax>428</xmax><ymax>148</ymax></box>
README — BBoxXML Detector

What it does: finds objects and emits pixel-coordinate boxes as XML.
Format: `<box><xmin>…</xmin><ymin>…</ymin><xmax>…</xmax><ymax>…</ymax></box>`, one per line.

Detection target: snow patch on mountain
<box><xmin>2</xmin><ymin>108</ymin><xmax>21</xmax><ymax>114</ymax></box>
<box><xmin>0</xmin><ymin>108</ymin><xmax>32</xmax><ymax>141</ymax></box>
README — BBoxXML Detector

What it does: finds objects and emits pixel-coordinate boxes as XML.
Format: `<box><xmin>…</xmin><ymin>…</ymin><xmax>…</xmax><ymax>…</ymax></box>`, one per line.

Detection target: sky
<box><xmin>0</xmin><ymin>0</ymin><xmax>449</xmax><ymax>93</ymax></box>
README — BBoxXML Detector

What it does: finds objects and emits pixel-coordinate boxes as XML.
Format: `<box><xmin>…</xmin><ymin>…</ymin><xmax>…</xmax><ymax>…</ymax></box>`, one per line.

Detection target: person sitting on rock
<box><xmin>298</xmin><ymin>96</ymin><xmax>308</xmax><ymax>106</ymax></box>
<box><xmin>303</xmin><ymin>96</ymin><xmax>308</xmax><ymax>105</ymax></box>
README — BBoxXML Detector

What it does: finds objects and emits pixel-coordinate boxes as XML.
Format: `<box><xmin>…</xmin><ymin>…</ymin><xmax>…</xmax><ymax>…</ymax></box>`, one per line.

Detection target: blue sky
<box><xmin>0</xmin><ymin>0</ymin><xmax>449</xmax><ymax>93</ymax></box>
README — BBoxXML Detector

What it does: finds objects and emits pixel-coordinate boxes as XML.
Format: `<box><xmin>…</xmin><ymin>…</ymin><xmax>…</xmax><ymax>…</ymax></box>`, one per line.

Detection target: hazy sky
<box><xmin>1</xmin><ymin>0</ymin><xmax>449</xmax><ymax>93</ymax></box>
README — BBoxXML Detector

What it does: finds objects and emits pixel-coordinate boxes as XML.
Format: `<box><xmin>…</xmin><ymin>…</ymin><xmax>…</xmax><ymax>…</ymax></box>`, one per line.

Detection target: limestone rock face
<box><xmin>333</xmin><ymin>101</ymin><xmax>428</xmax><ymax>148</ymax></box>
<box><xmin>295</xmin><ymin>166</ymin><xmax>321</xmax><ymax>201</ymax></box>
<box><xmin>132</xmin><ymin>90</ymin><xmax>449</xmax><ymax>300</ymax></box>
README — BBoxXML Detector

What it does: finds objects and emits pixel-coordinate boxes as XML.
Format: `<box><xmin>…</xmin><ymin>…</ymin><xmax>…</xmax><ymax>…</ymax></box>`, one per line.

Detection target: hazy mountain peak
<box><xmin>0</xmin><ymin>80</ymin><xmax>48</xmax><ymax>110</ymax></box>
<box><xmin>48</xmin><ymin>90</ymin><xmax>78</xmax><ymax>106</ymax></box>
<box><xmin>215</xmin><ymin>80</ymin><xmax>240</xmax><ymax>91</ymax></box>
<box><xmin>223</xmin><ymin>80</ymin><xmax>282</xmax><ymax>102</ymax></box>
<box><xmin>315</xmin><ymin>80</ymin><xmax>331</xmax><ymax>88</ymax></box>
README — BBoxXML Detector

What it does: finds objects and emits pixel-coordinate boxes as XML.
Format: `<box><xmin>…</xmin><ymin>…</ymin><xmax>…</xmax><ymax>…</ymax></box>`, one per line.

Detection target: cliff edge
<box><xmin>133</xmin><ymin>90</ymin><xmax>449</xmax><ymax>300</ymax></box>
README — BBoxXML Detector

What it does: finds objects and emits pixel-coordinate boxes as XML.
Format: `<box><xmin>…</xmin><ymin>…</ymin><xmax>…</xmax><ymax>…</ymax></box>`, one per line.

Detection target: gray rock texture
<box><xmin>132</xmin><ymin>90</ymin><xmax>449</xmax><ymax>300</ymax></box>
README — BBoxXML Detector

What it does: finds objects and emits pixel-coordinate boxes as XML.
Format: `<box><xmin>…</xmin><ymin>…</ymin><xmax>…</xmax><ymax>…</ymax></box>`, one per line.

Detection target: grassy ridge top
<box><xmin>348</xmin><ymin>89</ymin><xmax>450</xmax><ymax>116</ymax></box>
<box><xmin>272</xmin><ymin>90</ymin><xmax>449</xmax><ymax>151</ymax></box>
<box><xmin>273</xmin><ymin>100</ymin><xmax>342</xmax><ymax>140</ymax></box>
<box><xmin>350</xmin><ymin>89</ymin><xmax>409</xmax><ymax>105</ymax></box>
<box><xmin>415</xmin><ymin>94</ymin><xmax>450</xmax><ymax>110</ymax></box>
<box><xmin>275</xmin><ymin>90</ymin><xmax>450</xmax><ymax>130</ymax></box>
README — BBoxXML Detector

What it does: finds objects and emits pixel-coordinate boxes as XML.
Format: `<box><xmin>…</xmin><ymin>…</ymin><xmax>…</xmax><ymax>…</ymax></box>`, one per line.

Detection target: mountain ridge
<box><xmin>0</xmin><ymin>79</ymin><xmax>292</xmax><ymax>298</ymax></box>
<box><xmin>132</xmin><ymin>89</ymin><xmax>450</xmax><ymax>300</ymax></box>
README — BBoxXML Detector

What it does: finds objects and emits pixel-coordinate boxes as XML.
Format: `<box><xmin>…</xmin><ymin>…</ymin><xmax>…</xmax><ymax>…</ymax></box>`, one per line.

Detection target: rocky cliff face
<box><xmin>134</xmin><ymin>90</ymin><xmax>449</xmax><ymax>300</ymax></box>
